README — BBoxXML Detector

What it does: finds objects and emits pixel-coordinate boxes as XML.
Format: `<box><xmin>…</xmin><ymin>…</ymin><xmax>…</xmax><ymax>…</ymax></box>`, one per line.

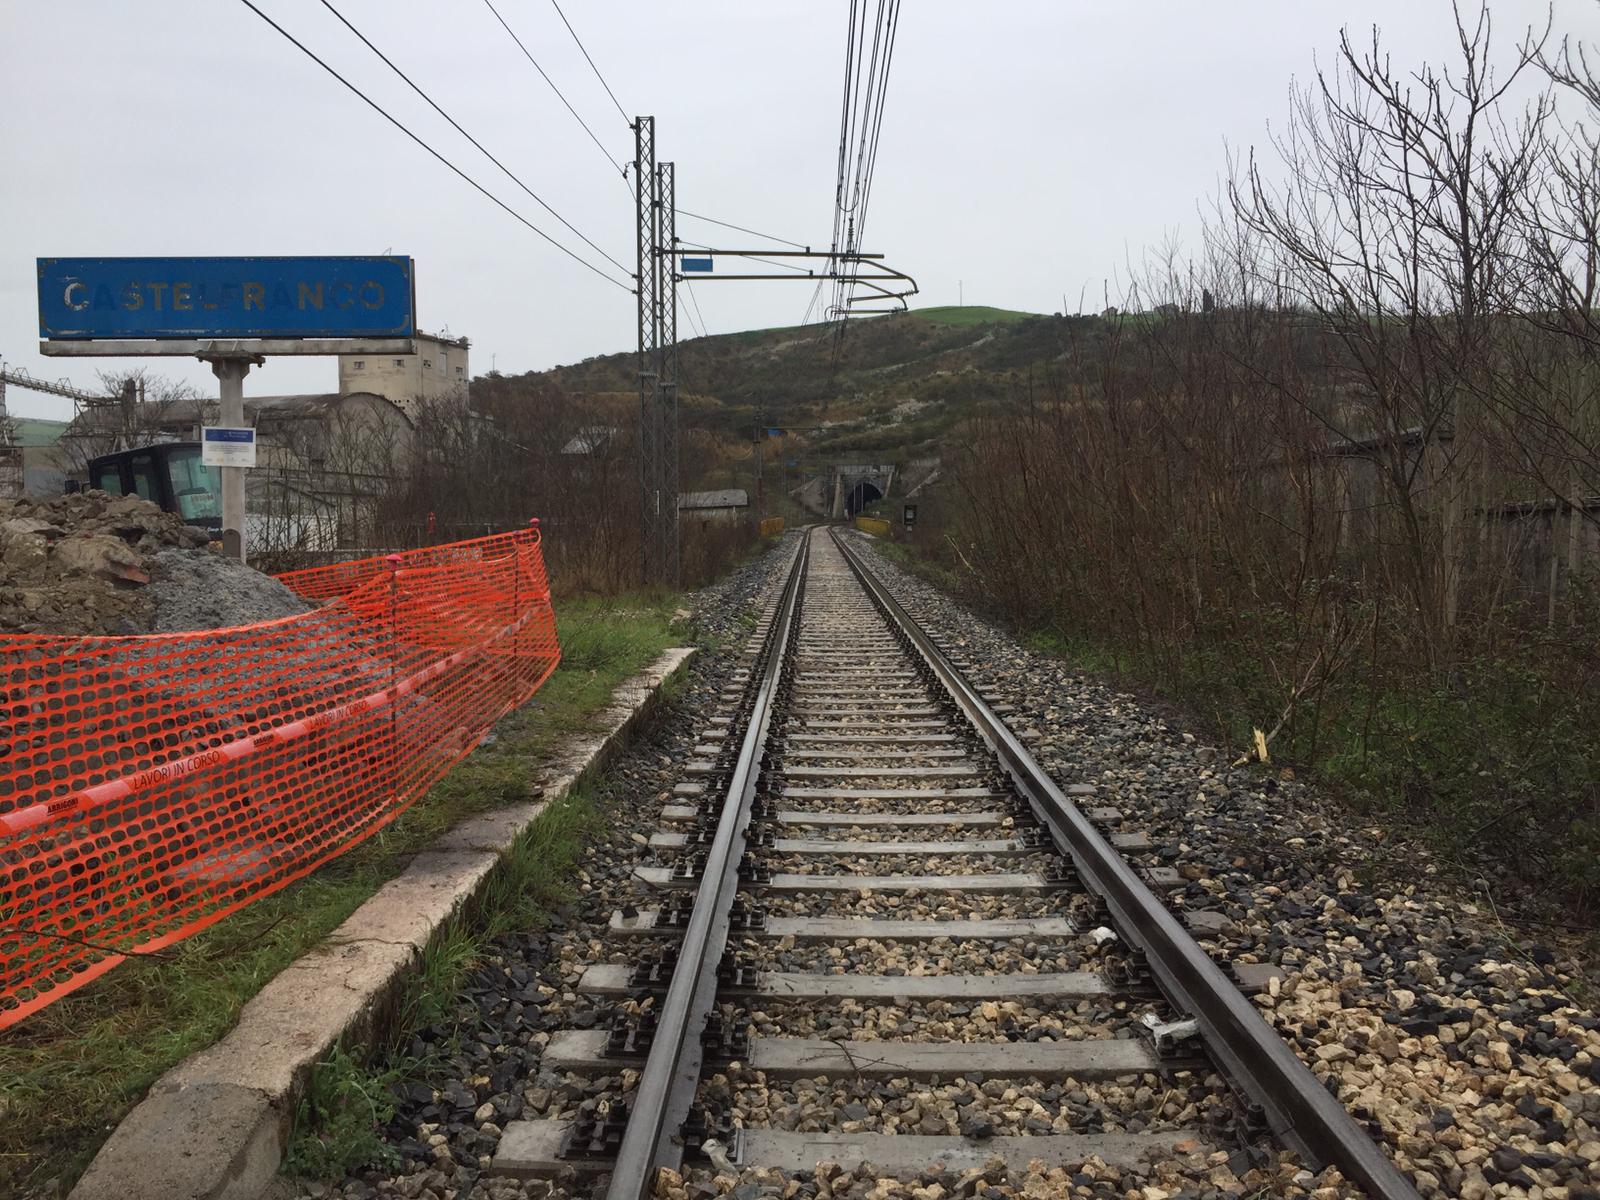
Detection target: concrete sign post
<box><xmin>37</xmin><ymin>255</ymin><xmax>416</xmax><ymax>562</ymax></box>
<box><xmin>206</xmin><ymin>364</ymin><xmax>259</xmax><ymax>559</ymax></box>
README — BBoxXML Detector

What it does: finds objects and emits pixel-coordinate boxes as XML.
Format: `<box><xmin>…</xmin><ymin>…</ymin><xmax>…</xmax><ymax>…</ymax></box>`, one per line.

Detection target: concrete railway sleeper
<box><xmin>490</xmin><ymin>529</ymin><xmax>1422</xmax><ymax>1199</ymax></box>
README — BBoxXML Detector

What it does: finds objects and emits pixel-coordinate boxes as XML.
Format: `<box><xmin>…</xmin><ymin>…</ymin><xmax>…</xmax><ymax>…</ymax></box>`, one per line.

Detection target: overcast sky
<box><xmin>3</xmin><ymin>0</ymin><xmax>1595</xmax><ymax>421</ymax></box>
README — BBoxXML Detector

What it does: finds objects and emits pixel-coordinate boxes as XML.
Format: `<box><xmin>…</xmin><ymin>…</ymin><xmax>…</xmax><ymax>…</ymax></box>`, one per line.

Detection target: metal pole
<box><xmin>209</xmin><ymin>356</ymin><xmax>251</xmax><ymax>562</ymax></box>
<box><xmin>755</xmin><ymin>414</ymin><xmax>764</xmax><ymax>513</ymax></box>
<box><xmin>634</xmin><ymin>117</ymin><xmax>659</xmax><ymax>584</ymax></box>
<box><xmin>657</xmin><ymin>160</ymin><xmax>680</xmax><ymax>586</ymax></box>
<box><xmin>0</xmin><ymin>375</ymin><xmax>18</xmax><ymax>500</ymax></box>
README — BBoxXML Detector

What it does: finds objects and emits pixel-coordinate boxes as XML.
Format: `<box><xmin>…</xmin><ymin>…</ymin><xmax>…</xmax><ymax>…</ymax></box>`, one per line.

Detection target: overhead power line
<box><xmin>852</xmin><ymin>0</ymin><xmax>900</xmax><ymax>262</ymax></box>
<box><xmin>801</xmin><ymin>276</ymin><xmax>828</xmax><ymax>326</ymax></box>
<box><xmin>683</xmin><ymin>280</ymin><xmax>710</xmax><ymax>340</ymax></box>
<box><xmin>317</xmin><ymin>0</ymin><xmax>631</xmax><ymax>279</ymax></box>
<box><xmin>678</xmin><ymin>210</ymin><xmax>810</xmax><ymax>250</ymax></box>
<box><xmin>237</xmin><ymin>0</ymin><xmax>633</xmax><ymax>292</ymax></box>
<box><xmin>481</xmin><ymin>0</ymin><xmax>629</xmax><ymax>180</ymax></box>
<box><xmin>549</xmin><ymin>0</ymin><xmax>630</xmax><ymax>125</ymax></box>
<box><xmin>824</xmin><ymin>0</ymin><xmax>903</xmax><ymax>336</ymax></box>
<box><xmin>674</xmin><ymin>239</ymin><xmax>813</xmax><ymax>275</ymax></box>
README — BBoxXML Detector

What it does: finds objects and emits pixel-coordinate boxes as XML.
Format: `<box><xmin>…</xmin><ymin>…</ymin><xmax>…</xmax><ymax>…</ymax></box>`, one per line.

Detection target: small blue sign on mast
<box><xmin>680</xmin><ymin>256</ymin><xmax>714</xmax><ymax>273</ymax></box>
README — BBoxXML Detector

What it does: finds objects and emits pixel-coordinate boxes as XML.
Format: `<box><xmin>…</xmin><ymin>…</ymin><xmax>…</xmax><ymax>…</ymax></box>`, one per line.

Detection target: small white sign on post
<box><xmin>201</xmin><ymin>425</ymin><xmax>256</xmax><ymax>468</ymax></box>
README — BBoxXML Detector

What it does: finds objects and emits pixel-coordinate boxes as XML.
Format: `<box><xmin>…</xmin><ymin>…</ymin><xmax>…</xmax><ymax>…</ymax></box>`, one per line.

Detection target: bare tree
<box><xmin>61</xmin><ymin>368</ymin><xmax>203</xmax><ymax>475</ymax></box>
<box><xmin>1227</xmin><ymin>2</ymin><xmax>1551</xmax><ymax>657</ymax></box>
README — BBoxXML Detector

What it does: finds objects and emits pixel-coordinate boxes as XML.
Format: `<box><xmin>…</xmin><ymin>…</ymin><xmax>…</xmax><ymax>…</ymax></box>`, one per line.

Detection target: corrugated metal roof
<box><xmin>64</xmin><ymin>391</ymin><xmax>410</xmax><ymax>434</ymax></box>
<box><xmin>678</xmin><ymin>488</ymin><xmax>749</xmax><ymax>509</ymax></box>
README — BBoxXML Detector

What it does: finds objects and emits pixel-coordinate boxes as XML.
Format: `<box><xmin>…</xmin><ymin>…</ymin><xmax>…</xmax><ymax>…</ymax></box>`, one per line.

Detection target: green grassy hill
<box><xmin>909</xmin><ymin>305</ymin><xmax>1038</xmax><ymax>327</ymax></box>
<box><xmin>500</xmin><ymin>305</ymin><xmax>1096</xmax><ymax>467</ymax></box>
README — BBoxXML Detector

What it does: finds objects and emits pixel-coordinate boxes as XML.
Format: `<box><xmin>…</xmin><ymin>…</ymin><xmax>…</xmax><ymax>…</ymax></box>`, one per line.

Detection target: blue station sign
<box><xmin>680</xmin><ymin>256</ymin><xmax>714</xmax><ymax>273</ymax></box>
<box><xmin>37</xmin><ymin>256</ymin><xmax>415</xmax><ymax>340</ymax></box>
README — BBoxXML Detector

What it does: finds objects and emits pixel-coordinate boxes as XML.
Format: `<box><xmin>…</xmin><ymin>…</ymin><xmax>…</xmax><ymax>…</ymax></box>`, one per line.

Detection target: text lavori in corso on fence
<box><xmin>36</xmin><ymin>255</ymin><xmax>415</xmax><ymax>340</ymax></box>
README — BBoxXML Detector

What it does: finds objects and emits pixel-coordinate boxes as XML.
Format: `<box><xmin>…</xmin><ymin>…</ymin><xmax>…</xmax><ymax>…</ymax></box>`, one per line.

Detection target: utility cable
<box><xmin>854</xmin><ymin>1</ymin><xmax>899</xmax><ymax>255</ymax></box>
<box><xmin>237</xmin><ymin>0</ymin><xmax>633</xmax><ymax>292</ymax></box>
<box><xmin>801</xmin><ymin>276</ymin><xmax>828</xmax><ymax>326</ymax></box>
<box><xmin>684</xmin><ymin>280</ymin><xmax>710</xmax><ymax>340</ymax></box>
<box><xmin>678</xmin><ymin>210</ymin><xmax>810</xmax><ymax>250</ymax></box>
<box><xmin>481</xmin><ymin>0</ymin><xmax>629</xmax><ymax>180</ymax></box>
<box><xmin>845</xmin><ymin>0</ymin><xmax>899</xmax><ymax>302</ymax></box>
<box><xmin>827</xmin><ymin>0</ymin><xmax>902</xmax><ymax>334</ymax></box>
<box><xmin>549</xmin><ymin>0</ymin><xmax>629</xmax><ymax>125</ymax></box>
<box><xmin>674</xmin><ymin>239</ymin><xmax>813</xmax><ymax>274</ymax></box>
<box><xmin>318</xmin><ymin>0</ymin><xmax>631</xmax><ymax>278</ymax></box>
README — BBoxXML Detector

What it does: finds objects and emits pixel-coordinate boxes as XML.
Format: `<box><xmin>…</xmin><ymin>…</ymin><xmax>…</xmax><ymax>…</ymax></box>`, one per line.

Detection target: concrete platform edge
<box><xmin>67</xmin><ymin>645</ymin><xmax>697</xmax><ymax>1200</ymax></box>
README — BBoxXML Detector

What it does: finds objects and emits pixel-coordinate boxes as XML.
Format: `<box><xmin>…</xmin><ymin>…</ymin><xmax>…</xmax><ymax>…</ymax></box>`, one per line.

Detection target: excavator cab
<box><xmin>84</xmin><ymin>442</ymin><xmax>222</xmax><ymax>533</ymax></box>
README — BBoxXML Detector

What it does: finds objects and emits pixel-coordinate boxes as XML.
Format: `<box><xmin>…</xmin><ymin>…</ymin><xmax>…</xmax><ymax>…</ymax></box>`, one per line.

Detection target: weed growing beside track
<box><xmin>872</xmin><ymin>535</ymin><xmax>1600</xmax><ymax>976</ymax></box>
<box><xmin>0</xmin><ymin>596</ymin><xmax>679</xmax><ymax>1198</ymax></box>
<box><xmin>284</xmin><ymin>781</ymin><xmax>605</xmax><ymax>1177</ymax></box>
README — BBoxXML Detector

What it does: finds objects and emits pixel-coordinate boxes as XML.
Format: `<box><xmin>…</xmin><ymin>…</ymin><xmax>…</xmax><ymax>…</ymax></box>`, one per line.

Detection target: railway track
<box><xmin>491</xmin><ymin>527</ymin><xmax>1422</xmax><ymax>1199</ymax></box>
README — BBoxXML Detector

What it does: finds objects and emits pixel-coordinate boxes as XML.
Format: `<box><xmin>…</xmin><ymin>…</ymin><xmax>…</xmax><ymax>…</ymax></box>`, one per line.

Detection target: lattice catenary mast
<box><xmin>634</xmin><ymin>116</ymin><xmax>680</xmax><ymax>586</ymax></box>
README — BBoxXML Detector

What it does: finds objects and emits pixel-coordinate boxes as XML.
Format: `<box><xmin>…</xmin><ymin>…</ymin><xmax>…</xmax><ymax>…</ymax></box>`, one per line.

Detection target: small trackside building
<box><xmin>678</xmin><ymin>488</ymin><xmax>749</xmax><ymax>525</ymax></box>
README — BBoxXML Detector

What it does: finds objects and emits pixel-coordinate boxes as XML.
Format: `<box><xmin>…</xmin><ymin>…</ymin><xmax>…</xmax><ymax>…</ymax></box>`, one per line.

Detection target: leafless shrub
<box><xmin>926</xmin><ymin>3</ymin><xmax>1600</xmax><ymax>899</ymax></box>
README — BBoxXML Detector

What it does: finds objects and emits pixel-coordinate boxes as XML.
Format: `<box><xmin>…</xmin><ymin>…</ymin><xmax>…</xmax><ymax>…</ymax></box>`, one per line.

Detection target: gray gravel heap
<box><xmin>0</xmin><ymin>490</ymin><xmax>308</xmax><ymax>634</ymax></box>
<box><xmin>147</xmin><ymin>546</ymin><xmax>309</xmax><ymax>632</ymax></box>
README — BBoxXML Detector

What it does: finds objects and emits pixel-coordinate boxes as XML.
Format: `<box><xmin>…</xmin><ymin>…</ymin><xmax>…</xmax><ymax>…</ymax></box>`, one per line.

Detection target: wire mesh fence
<box><xmin>0</xmin><ymin>526</ymin><xmax>558</xmax><ymax>1027</ymax></box>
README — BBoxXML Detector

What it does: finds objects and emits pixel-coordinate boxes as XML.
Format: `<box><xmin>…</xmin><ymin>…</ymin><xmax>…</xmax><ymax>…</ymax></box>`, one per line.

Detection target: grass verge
<box><xmin>284</xmin><ymin>780</ymin><xmax>604</xmax><ymax>1177</ymax></box>
<box><xmin>873</xmin><ymin>537</ymin><xmax>1600</xmax><ymax>985</ymax></box>
<box><xmin>0</xmin><ymin>594</ymin><xmax>680</xmax><ymax>1199</ymax></box>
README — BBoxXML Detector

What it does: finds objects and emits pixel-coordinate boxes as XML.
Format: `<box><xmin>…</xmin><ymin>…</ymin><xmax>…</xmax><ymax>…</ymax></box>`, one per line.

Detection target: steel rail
<box><xmin>829</xmin><ymin>528</ymin><xmax>1423</xmax><ymax>1200</ymax></box>
<box><xmin>605</xmin><ymin>534</ymin><xmax>811</xmax><ymax>1200</ymax></box>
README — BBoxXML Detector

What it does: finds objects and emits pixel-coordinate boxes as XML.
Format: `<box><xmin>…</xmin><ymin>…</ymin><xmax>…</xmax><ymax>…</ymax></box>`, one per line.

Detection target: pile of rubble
<box><xmin>0</xmin><ymin>491</ymin><xmax>309</xmax><ymax>636</ymax></box>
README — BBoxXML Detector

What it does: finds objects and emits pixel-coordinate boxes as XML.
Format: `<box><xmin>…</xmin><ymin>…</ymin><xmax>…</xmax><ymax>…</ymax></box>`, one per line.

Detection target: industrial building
<box><xmin>3</xmin><ymin>330</ymin><xmax>472</xmax><ymax>554</ymax></box>
<box><xmin>337</xmin><ymin>330</ymin><xmax>468</xmax><ymax>418</ymax></box>
<box><xmin>678</xmin><ymin>488</ymin><xmax>749</xmax><ymax>525</ymax></box>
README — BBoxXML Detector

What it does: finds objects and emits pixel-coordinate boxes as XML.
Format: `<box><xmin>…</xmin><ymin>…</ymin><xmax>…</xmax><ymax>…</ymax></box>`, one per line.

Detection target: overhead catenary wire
<box><xmin>548</xmin><ymin>0</ymin><xmax>630</xmax><ymax>125</ymax></box>
<box><xmin>533</xmin><ymin>0</ymin><xmax>826</xmax><ymax>319</ymax></box>
<box><xmin>236</xmin><ymin>0</ymin><xmax>633</xmax><ymax>293</ymax></box>
<box><xmin>676</xmin><ymin>286</ymin><xmax>703</xmax><ymax>340</ymax></box>
<box><xmin>317</xmin><ymin>0</ymin><xmax>631</xmax><ymax>279</ymax></box>
<box><xmin>480</xmin><ymin>0</ymin><xmax>629</xmax><ymax>180</ymax></box>
<box><xmin>849</xmin><ymin>0</ymin><xmax>899</xmax><ymax>266</ymax></box>
<box><xmin>835</xmin><ymin>0</ymin><xmax>894</xmax><ymax>319</ymax></box>
<box><xmin>673</xmin><ymin>239</ymin><xmax>814</xmax><ymax>275</ymax></box>
<box><xmin>823</xmin><ymin>0</ymin><xmax>902</xmax><ymax>346</ymax></box>
<box><xmin>683</xmin><ymin>280</ymin><xmax>710</xmax><ymax>340</ymax></box>
<box><xmin>801</xmin><ymin>276</ymin><xmax>828</xmax><ymax>326</ymax></box>
<box><xmin>678</xmin><ymin>210</ymin><xmax>810</xmax><ymax>250</ymax></box>
<box><xmin>829</xmin><ymin>0</ymin><xmax>862</xmax><ymax>265</ymax></box>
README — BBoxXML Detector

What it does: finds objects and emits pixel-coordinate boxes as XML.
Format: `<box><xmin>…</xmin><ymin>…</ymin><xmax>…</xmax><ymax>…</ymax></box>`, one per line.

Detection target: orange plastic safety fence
<box><xmin>274</xmin><ymin>526</ymin><xmax>543</xmax><ymax>604</ymax></box>
<box><xmin>0</xmin><ymin>527</ymin><xmax>559</xmax><ymax>1028</ymax></box>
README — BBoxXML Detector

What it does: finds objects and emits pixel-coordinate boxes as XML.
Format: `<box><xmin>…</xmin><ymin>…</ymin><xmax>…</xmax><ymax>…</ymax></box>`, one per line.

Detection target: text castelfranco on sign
<box><xmin>37</xmin><ymin>256</ymin><xmax>415</xmax><ymax>341</ymax></box>
<box><xmin>60</xmin><ymin>278</ymin><xmax>391</xmax><ymax>315</ymax></box>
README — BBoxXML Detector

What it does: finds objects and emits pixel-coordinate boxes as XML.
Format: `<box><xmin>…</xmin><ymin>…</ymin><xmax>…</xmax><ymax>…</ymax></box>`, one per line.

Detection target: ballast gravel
<box><xmin>751</xmin><ymin>934</ymin><xmax>1095</xmax><ymax>976</ymax></box>
<box><xmin>839</xmin><ymin>532</ymin><xmax>1600</xmax><ymax>1200</ymax></box>
<box><xmin>741</xmin><ymin>996</ymin><xmax>1148</xmax><ymax>1042</ymax></box>
<box><xmin>287</xmin><ymin>535</ymin><xmax>802</xmax><ymax>1200</ymax></box>
<box><xmin>291</xmin><ymin>528</ymin><xmax>1600</xmax><ymax>1200</ymax></box>
<box><xmin>706</xmin><ymin>1066</ymin><xmax>1229</xmax><ymax>1139</ymax></box>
